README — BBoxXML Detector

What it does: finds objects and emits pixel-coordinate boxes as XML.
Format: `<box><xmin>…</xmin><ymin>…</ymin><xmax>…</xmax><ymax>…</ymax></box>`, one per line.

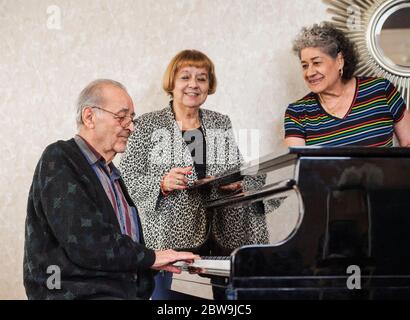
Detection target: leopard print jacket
<box><xmin>119</xmin><ymin>105</ymin><xmax>270</xmax><ymax>251</ymax></box>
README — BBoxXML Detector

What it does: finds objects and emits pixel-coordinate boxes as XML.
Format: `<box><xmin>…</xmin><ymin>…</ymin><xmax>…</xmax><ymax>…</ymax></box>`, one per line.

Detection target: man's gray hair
<box><xmin>76</xmin><ymin>79</ymin><xmax>128</xmax><ymax>128</ymax></box>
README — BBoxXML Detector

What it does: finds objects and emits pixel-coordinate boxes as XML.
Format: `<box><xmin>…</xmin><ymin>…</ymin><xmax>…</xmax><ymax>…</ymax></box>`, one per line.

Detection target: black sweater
<box><xmin>24</xmin><ymin>138</ymin><xmax>156</xmax><ymax>299</ymax></box>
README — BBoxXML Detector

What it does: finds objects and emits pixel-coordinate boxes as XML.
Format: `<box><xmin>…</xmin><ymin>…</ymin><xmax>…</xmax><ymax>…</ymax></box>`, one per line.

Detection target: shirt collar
<box><xmin>74</xmin><ymin>135</ymin><xmax>122</xmax><ymax>179</ymax></box>
<box><xmin>74</xmin><ymin>134</ymin><xmax>103</xmax><ymax>165</ymax></box>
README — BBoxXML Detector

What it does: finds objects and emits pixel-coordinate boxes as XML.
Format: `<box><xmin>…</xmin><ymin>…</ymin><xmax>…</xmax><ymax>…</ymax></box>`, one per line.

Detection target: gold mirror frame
<box><xmin>326</xmin><ymin>0</ymin><xmax>410</xmax><ymax>108</ymax></box>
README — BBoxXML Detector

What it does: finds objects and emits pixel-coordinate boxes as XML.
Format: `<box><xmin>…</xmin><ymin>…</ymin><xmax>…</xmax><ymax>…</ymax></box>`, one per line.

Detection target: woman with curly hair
<box><xmin>284</xmin><ymin>22</ymin><xmax>410</xmax><ymax>147</ymax></box>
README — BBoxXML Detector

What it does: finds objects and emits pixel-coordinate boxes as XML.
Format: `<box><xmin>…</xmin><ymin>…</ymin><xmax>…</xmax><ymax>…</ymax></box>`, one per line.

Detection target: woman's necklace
<box><xmin>171</xmin><ymin>103</ymin><xmax>201</xmax><ymax>130</ymax></box>
<box><xmin>318</xmin><ymin>87</ymin><xmax>346</xmax><ymax>117</ymax></box>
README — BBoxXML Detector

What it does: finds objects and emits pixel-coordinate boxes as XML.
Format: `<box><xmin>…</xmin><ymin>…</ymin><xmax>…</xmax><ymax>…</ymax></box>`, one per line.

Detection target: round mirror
<box><xmin>327</xmin><ymin>0</ymin><xmax>410</xmax><ymax>108</ymax></box>
<box><xmin>379</xmin><ymin>5</ymin><xmax>410</xmax><ymax>67</ymax></box>
<box><xmin>370</xmin><ymin>0</ymin><xmax>410</xmax><ymax>77</ymax></box>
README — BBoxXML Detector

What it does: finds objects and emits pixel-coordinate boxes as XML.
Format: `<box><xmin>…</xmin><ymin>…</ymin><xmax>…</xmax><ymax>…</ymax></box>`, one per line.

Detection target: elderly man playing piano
<box><xmin>23</xmin><ymin>79</ymin><xmax>198</xmax><ymax>300</ymax></box>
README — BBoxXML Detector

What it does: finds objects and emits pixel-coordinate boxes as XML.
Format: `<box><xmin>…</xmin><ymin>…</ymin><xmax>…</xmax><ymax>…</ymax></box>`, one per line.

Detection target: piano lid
<box><xmin>288</xmin><ymin>146</ymin><xmax>410</xmax><ymax>157</ymax></box>
<box><xmin>206</xmin><ymin>179</ymin><xmax>296</xmax><ymax>210</ymax></box>
<box><xmin>189</xmin><ymin>147</ymin><xmax>410</xmax><ymax>190</ymax></box>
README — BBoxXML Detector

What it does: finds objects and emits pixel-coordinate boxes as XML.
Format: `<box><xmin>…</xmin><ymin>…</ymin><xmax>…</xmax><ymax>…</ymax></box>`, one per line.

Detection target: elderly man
<box><xmin>23</xmin><ymin>79</ymin><xmax>198</xmax><ymax>300</ymax></box>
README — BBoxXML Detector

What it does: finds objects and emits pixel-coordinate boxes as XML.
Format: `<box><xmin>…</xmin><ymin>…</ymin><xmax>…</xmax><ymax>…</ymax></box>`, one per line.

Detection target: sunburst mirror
<box><xmin>325</xmin><ymin>0</ymin><xmax>410</xmax><ymax>108</ymax></box>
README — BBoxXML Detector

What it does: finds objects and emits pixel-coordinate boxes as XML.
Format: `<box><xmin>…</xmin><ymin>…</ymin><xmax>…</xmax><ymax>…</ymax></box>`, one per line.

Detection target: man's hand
<box><xmin>152</xmin><ymin>249</ymin><xmax>200</xmax><ymax>273</ymax></box>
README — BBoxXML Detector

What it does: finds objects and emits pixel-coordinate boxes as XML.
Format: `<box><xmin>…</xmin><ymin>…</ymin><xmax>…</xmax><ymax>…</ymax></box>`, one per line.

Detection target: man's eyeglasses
<box><xmin>91</xmin><ymin>106</ymin><xmax>137</xmax><ymax>128</ymax></box>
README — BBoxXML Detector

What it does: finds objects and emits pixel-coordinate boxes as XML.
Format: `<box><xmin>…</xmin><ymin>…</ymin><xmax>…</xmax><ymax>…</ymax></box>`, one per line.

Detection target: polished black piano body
<box><xmin>176</xmin><ymin>147</ymin><xmax>410</xmax><ymax>299</ymax></box>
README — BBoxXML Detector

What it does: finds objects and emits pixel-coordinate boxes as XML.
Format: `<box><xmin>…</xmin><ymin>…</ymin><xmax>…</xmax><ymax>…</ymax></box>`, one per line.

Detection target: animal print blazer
<box><xmin>119</xmin><ymin>105</ymin><xmax>269</xmax><ymax>251</ymax></box>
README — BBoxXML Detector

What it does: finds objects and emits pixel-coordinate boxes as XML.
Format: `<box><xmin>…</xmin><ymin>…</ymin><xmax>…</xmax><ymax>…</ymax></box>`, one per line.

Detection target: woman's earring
<box><xmin>339</xmin><ymin>68</ymin><xmax>344</xmax><ymax>78</ymax></box>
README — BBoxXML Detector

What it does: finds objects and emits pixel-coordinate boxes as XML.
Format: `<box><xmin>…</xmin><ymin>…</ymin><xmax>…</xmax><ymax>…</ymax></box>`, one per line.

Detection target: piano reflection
<box><xmin>171</xmin><ymin>147</ymin><xmax>410</xmax><ymax>300</ymax></box>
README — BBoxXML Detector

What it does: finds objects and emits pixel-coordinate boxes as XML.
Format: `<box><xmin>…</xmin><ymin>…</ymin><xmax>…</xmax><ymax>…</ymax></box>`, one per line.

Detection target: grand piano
<box><xmin>172</xmin><ymin>147</ymin><xmax>410</xmax><ymax>300</ymax></box>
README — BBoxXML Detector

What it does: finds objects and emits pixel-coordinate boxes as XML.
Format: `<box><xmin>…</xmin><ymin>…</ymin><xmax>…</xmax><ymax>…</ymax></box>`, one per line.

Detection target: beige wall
<box><xmin>0</xmin><ymin>0</ymin><xmax>329</xmax><ymax>299</ymax></box>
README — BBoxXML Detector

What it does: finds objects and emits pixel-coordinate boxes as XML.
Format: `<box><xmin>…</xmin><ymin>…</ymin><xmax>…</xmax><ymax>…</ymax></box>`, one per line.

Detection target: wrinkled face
<box><xmin>172</xmin><ymin>66</ymin><xmax>209</xmax><ymax>109</ymax></box>
<box><xmin>300</xmin><ymin>47</ymin><xmax>344</xmax><ymax>93</ymax></box>
<box><xmin>93</xmin><ymin>85</ymin><xmax>135</xmax><ymax>158</ymax></box>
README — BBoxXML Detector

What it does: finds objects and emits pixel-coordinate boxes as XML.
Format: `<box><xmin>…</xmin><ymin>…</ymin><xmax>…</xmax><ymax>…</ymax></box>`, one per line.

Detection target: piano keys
<box><xmin>173</xmin><ymin>256</ymin><xmax>230</xmax><ymax>277</ymax></box>
<box><xmin>172</xmin><ymin>147</ymin><xmax>410</xmax><ymax>299</ymax></box>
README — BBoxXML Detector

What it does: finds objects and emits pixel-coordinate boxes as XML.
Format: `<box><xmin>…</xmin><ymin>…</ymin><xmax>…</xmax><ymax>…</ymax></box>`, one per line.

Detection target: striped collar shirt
<box><xmin>74</xmin><ymin>134</ymin><xmax>140</xmax><ymax>243</ymax></box>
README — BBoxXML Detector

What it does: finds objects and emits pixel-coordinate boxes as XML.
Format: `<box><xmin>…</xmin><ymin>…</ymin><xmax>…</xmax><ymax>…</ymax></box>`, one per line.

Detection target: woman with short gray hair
<box><xmin>284</xmin><ymin>22</ymin><xmax>410</xmax><ymax>147</ymax></box>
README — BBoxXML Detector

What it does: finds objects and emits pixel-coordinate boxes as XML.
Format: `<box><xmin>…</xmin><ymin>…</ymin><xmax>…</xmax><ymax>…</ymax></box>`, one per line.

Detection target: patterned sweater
<box><xmin>284</xmin><ymin>77</ymin><xmax>406</xmax><ymax>146</ymax></box>
<box><xmin>24</xmin><ymin>139</ymin><xmax>155</xmax><ymax>300</ymax></box>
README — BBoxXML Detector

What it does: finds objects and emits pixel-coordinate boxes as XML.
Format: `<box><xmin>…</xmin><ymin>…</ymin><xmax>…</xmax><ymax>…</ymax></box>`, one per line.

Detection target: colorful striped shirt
<box><xmin>74</xmin><ymin>135</ymin><xmax>140</xmax><ymax>242</ymax></box>
<box><xmin>284</xmin><ymin>77</ymin><xmax>407</xmax><ymax>146</ymax></box>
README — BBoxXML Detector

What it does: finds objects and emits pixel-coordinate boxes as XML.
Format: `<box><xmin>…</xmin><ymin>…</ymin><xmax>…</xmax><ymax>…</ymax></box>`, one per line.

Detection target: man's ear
<box><xmin>82</xmin><ymin>106</ymin><xmax>95</xmax><ymax>129</ymax></box>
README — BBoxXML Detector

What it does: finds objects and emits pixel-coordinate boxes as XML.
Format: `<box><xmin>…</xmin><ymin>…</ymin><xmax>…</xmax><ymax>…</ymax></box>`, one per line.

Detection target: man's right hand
<box><xmin>151</xmin><ymin>249</ymin><xmax>200</xmax><ymax>273</ymax></box>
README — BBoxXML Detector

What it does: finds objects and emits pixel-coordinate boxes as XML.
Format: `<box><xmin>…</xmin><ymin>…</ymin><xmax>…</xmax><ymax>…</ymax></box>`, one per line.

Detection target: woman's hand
<box><xmin>160</xmin><ymin>166</ymin><xmax>192</xmax><ymax>195</ymax></box>
<box><xmin>219</xmin><ymin>181</ymin><xmax>243</xmax><ymax>192</ymax></box>
<box><xmin>194</xmin><ymin>175</ymin><xmax>215</xmax><ymax>186</ymax></box>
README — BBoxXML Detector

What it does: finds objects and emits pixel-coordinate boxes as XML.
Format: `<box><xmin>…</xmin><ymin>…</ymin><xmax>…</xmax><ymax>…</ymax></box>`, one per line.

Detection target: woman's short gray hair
<box><xmin>76</xmin><ymin>79</ymin><xmax>128</xmax><ymax>128</ymax></box>
<box><xmin>292</xmin><ymin>22</ymin><xmax>358</xmax><ymax>80</ymax></box>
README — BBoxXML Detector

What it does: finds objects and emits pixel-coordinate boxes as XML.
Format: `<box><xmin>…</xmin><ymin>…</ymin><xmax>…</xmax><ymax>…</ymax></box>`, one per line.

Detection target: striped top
<box><xmin>74</xmin><ymin>135</ymin><xmax>140</xmax><ymax>243</ymax></box>
<box><xmin>284</xmin><ymin>77</ymin><xmax>406</xmax><ymax>146</ymax></box>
